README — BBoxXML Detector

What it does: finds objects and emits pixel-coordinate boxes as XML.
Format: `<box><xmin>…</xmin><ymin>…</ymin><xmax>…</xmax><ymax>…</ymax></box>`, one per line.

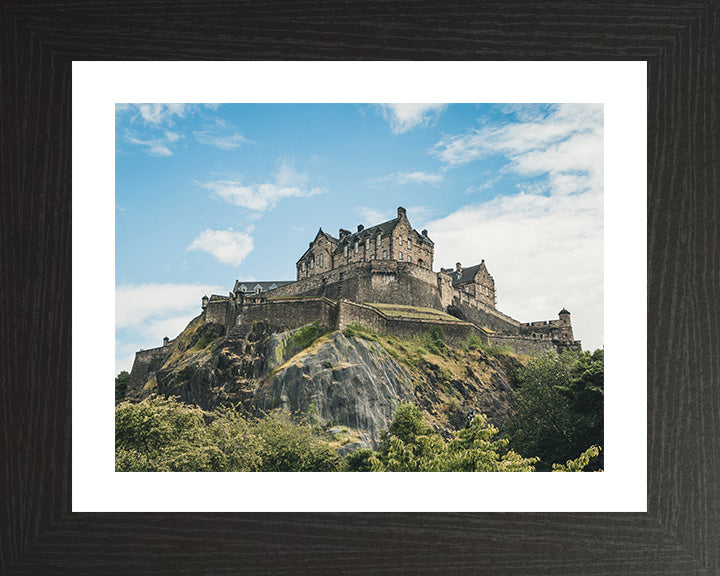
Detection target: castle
<box><xmin>130</xmin><ymin>207</ymin><xmax>581</xmax><ymax>388</ymax></box>
<box><xmin>194</xmin><ymin>207</ymin><xmax>581</xmax><ymax>355</ymax></box>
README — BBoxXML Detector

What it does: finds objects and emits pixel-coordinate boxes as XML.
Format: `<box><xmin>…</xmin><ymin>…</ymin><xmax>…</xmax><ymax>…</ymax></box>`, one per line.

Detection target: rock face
<box><xmin>254</xmin><ymin>332</ymin><xmax>414</xmax><ymax>446</ymax></box>
<box><xmin>126</xmin><ymin>316</ymin><xmax>522</xmax><ymax>452</ymax></box>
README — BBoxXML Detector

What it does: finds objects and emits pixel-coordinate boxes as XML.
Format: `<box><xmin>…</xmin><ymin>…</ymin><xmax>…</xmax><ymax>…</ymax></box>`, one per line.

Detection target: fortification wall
<box><xmin>487</xmin><ymin>334</ymin><xmax>556</xmax><ymax>356</ymax></box>
<box><xmin>265</xmin><ymin>260</ymin><xmax>444</xmax><ymax>310</ymax></box>
<box><xmin>128</xmin><ymin>346</ymin><xmax>171</xmax><ymax>396</ymax></box>
<box><xmin>336</xmin><ymin>300</ymin><xmax>488</xmax><ymax>348</ymax></box>
<box><xmin>520</xmin><ymin>319</ymin><xmax>574</xmax><ymax>342</ymax></box>
<box><xmin>234</xmin><ymin>297</ymin><xmax>337</xmax><ymax>334</ymax></box>
<box><xmin>205</xmin><ymin>296</ymin><xmax>232</xmax><ymax>326</ymax></box>
<box><xmin>451</xmin><ymin>291</ymin><xmax>521</xmax><ymax>334</ymax></box>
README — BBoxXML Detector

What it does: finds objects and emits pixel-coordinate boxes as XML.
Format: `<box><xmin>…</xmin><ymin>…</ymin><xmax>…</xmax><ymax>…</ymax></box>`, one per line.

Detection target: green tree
<box><xmin>255</xmin><ymin>412</ymin><xmax>341</xmax><ymax>472</ymax></box>
<box><xmin>353</xmin><ymin>404</ymin><xmax>537</xmax><ymax>472</ymax></box>
<box><xmin>115</xmin><ymin>396</ymin><xmax>223</xmax><ymax>471</ymax></box>
<box><xmin>115</xmin><ymin>370</ymin><xmax>130</xmax><ymax>403</ymax></box>
<box><xmin>504</xmin><ymin>350</ymin><xmax>604</xmax><ymax>471</ymax></box>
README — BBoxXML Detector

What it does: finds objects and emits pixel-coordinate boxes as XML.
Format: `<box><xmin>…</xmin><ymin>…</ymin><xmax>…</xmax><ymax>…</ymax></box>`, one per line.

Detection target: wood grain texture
<box><xmin>1</xmin><ymin>1</ymin><xmax>718</xmax><ymax>574</ymax></box>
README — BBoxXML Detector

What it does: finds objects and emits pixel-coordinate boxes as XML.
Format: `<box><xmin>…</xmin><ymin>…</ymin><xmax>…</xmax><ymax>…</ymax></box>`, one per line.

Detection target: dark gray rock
<box><xmin>253</xmin><ymin>332</ymin><xmax>414</xmax><ymax>448</ymax></box>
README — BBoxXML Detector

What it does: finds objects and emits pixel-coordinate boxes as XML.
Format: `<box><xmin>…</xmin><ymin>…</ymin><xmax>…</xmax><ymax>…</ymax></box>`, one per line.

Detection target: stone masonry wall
<box><xmin>336</xmin><ymin>299</ymin><xmax>489</xmax><ymax>348</ymax></box>
<box><xmin>265</xmin><ymin>260</ymin><xmax>444</xmax><ymax>310</ymax></box>
<box><xmin>487</xmin><ymin>334</ymin><xmax>557</xmax><ymax>356</ymax></box>
<box><xmin>127</xmin><ymin>346</ymin><xmax>171</xmax><ymax>396</ymax></box>
<box><xmin>451</xmin><ymin>290</ymin><xmax>521</xmax><ymax>334</ymax></box>
<box><xmin>234</xmin><ymin>298</ymin><xmax>337</xmax><ymax>334</ymax></box>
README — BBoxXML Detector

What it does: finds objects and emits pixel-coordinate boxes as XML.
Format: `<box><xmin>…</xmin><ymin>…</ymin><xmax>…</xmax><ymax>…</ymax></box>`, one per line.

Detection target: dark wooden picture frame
<box><xmin>2</xmin><ymin>2</ymin><xmax>718</xmax><ymax>574</ymax></box>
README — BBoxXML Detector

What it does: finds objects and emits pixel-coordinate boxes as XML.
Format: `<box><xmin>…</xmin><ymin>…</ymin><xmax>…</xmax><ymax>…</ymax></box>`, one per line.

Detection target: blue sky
<box><xmin>116</xmin><ymin>103</ymin><xmax>604</xmax><ymax>373</ymax></box>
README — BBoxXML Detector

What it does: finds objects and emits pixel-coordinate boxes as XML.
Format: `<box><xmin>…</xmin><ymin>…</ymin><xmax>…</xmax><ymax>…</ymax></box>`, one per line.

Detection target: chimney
<box><xmin>455</xmin><ymin>262</ymin><xmax>462</xmax><ymax>272</ymax></box>
<box><xmin>339</xmin><ymin>228</ymin><xmax>350</xmax><ymax>238</ymax></box>
<box><xmin>398</xmin><ymin>206</ymin><xmax>407</xmax><ymax>218</ymax></box>
<box><xmin>357</xmin><ymin>224</ymin><xmax>364</xmax><ymax>232</ymax></box>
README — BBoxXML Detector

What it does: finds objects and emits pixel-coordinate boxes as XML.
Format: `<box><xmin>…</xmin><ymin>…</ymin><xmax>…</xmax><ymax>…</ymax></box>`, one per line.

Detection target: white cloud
<box><xmin>433</xmin><ymin>105</ymin><xmax>603</xmax><ymax>188</ymax></box>
<box><xmin>126</xmin><ymin>131</ymin><xmax>184</xmax><ymax>156</ymax></box>
<box><xmin>427</xmin><ymin>188</ymin><xmax>603</xmax><ymax>352</ymax></box>
<box><xmin>116</xmin><ymin>282</ymin><xmax>221</xmax><ymax>328</ymax></box>
<box><xmin>378</xmin><ymin>104</ymin><xmax>447</xmax><ymax>134</ymax></box>
<box><xmin>372</xmin><ymin>170</ymin><xmax>444</xmax><ymax>186</ymax></box>
<box><xmin>197</xmin><ymin>160</ymin><xmax>322</xmax><ymax>211</ymax></box>
<box><xmin>193</xmin><ymin>131</ymin><xmax>251</xmax><ymax>150</ymax></box>
<box><xmin>188</xmin><ymin>229</ymin><xmax>254</xmax><ymax>266</ymax></box>
<box><xmin>134</xmin><ymin>103</ymin><xmax>190</xmax><ymax>125</ymax></box>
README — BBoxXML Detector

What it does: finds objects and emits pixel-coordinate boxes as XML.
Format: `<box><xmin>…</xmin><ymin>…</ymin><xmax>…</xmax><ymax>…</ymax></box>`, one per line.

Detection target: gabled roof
<box><xmin>447</xmin><ymin>262</ymin><xmax>489</xmax><ymax>287</ymax></box>
<box><xmin>297</xmin><ymin>228</ymin><xmax>339</xmax><ymax>262</ymax></box>
<box><xmin>332</xmin><ymin>217</ymin><xmax>400</xmax><ymax>254</ymax></box>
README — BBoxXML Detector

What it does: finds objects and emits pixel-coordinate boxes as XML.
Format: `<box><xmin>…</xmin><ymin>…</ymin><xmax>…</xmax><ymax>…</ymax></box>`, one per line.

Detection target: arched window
<box><xmin>377</xmin><ymin>233</ymin><xmax>382</xmax><ymax>246</ymax></box>
<box><xmin>365</xmin><ymin>237</ymin><xmax>370</xmax><ymax>250</ymax></box>
<box><xmin>399</xmin><ymin>251</ymin><xmax>403</xmax><ymax>260</ymax></box>
<box><xmin>354</xmin><ymin>241</ymin><xmax>359</xmax><ymax>254</ymax></box>
<box><xmin>343</xmin><ymin>244</ymin><xmax>348</xmax><ymax>257</ymax></box>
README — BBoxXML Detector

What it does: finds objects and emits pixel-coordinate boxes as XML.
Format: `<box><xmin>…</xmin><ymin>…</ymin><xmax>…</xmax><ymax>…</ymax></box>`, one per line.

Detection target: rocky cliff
<box><xmin>125</xmin><ymin>314</ymin><xmax>524</xmax><ymax>450</ymax></box>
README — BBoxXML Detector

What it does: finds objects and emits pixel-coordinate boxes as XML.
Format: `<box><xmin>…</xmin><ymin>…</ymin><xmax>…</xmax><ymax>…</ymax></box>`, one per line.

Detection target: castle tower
<box><xmin>559</xmin><ymin>308</ymin><xmax>571</xmax><ymax>325</ymax></box>
<box><xmin>201</xmin><ymin>295</ymin><xmax>209</xmax><ymax>310</ymax></box>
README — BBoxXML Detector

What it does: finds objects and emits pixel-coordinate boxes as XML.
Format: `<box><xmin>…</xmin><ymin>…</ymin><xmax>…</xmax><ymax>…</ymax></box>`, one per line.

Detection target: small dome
<box><xmin>559</xmin><ymin>308</ymin><xmax>571</xmax><ymax>315</ymax></box>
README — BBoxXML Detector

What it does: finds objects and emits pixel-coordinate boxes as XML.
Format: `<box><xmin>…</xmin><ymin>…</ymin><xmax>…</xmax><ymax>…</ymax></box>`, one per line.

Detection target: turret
<box><xmin>559</xmin><ymin>308</ymin><xmax>571</xmax><ymax>325</ymax></box>
<box><xmin>201</xmin><ymin>295</ymin><xmax>209</xmax><ymax>310</ymax></box>
<box><xmin>163</xmin><ymin>336</ymin><xmax>170</xmax><ymax>347</ymax></box>
<box><xmin>398</xmin><ymin>206</ymin><xmax>407</xmax><ymax>219</ymax></box>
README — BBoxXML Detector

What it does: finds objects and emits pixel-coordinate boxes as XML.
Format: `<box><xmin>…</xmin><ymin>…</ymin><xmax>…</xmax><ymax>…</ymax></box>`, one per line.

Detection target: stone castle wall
<box><xmin>127</xmin><ymin>346</ymin><xmax>171</xmax><ymax>396</ymax></box>
<box><xmin>450</xmin><ymin>290</ymin><xmax>522</xmax><ymax>334</ymax></box>
<box><xmin>225</xmin><ymin>296</ymin><xmax>489</xmax><ymax>349</ymax></box>
<box><xmin>201</xmin><ymin>261</ymin><xmax>580</xmax><ymax>356</ymax></box>
<box><xmin>487</xmin><ymin>334</ymin><xmax>557</xmax><ymax>356</ymax></box>
<box><xmin>266</xmin><ymin>260</ymin><xmax>445</xmax><ymax>310</ymax></box>
<box><xmin>234</xmin><ymin>297</ymin><xmax>337</xmax><ymax>334</ymax></box>
<box><xmin>335</xmin><ymin>299</ymin><xmax>488</xmax><ymax>348</ymax></box>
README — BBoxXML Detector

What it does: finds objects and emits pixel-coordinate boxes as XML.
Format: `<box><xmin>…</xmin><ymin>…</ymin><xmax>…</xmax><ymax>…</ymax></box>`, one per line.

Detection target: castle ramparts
<box><xmin>189</xmin><ymin>206</ymin><xmax>581</xmax><ymax>356</ymax></box>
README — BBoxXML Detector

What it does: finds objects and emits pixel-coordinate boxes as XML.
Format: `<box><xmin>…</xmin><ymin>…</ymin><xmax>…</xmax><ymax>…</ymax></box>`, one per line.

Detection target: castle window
<box><xmin>398</xmin><ymin>235</ymin><xmax>402</xmax><ymax>245</ymax></box>
<box><xmin>370</xmin><ymin>254</ymin><xmax>375</xmax><ymax>260</ymax></box>
<box><xmin>377</xmin><ymin>233</ymin><xmax>382</xmax><ymax>246</ymax></box>
<box><xmin>465</xmin><ymin>286</ymin><xmax>469</xmax><ymax>293</ymax></box>
<box><xmin>383</xmin><ymin>250</ymin><xmax>387</xmax><ymax>259</ymax></box>
<box><xmin>399</xmin><ymin>251</ymin><xmax>403</xmax><ymax>260</ymax></box>
<box><xmin>254</xmin><ymin>284</ymin><xmax>262</xmax><ymax>294</ymax></box>
<box><xmin>354</xmin><ymin>241</ymin><xmax>359</xmax><ymax>254</ymax></box>
<box><xmin>240</xmin><ymin>285</ymin><xmax>247</xmax><ymax>292</ymax></box>
<box><xmin>366</xmin><ymin>237</ymin><xmax>370</xmax><ymax>250</ymax></box>
<box><xmin>310</xmin><ymin>258</ymin><xmax>314</xmax><ymax>269</ymax></box>
<box><xmin>407</xmin><ymin>255</ymin><xmax>411</xmax><ymax>263</ymax></box>
<box><xmin>343</xmin><ymin>244</ymin><xmax>348</xmax><ymax>257</ymax></box>
<box><xmin>407</xmin><ymin>238</ymin><xmax>411</xmax><ymax>248</ymax></box>
<box><xmin>319</xmin><ymin>254</ymin><xmax>323</xmax><ymax>267</ymax></box>
<box><xmin>301</xmin><ymin>262</ymin><xmax>305</xmax><ymax>272</ymax></box>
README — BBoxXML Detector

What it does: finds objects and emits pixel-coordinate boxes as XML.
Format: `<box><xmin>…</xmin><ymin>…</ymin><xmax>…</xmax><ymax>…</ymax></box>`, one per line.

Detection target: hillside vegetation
<box><xmin>118</xmin><ymin>315</ymin><xmax>603</xmax><ymax>472</ymax></box>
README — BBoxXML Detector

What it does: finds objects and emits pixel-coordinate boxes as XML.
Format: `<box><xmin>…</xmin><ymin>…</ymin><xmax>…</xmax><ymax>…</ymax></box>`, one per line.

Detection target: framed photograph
<box><xmin>3</xmin><ymin>2</ymin><xmax>718</xmax><ymax>573</ymax></box>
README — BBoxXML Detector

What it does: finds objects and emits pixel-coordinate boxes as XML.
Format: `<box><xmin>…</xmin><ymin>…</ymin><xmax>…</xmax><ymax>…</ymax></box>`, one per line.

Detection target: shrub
<box><xmin>286</xmin><ymin>321</ymin><xmax>327</xmax><ymax>356</ymax></box>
